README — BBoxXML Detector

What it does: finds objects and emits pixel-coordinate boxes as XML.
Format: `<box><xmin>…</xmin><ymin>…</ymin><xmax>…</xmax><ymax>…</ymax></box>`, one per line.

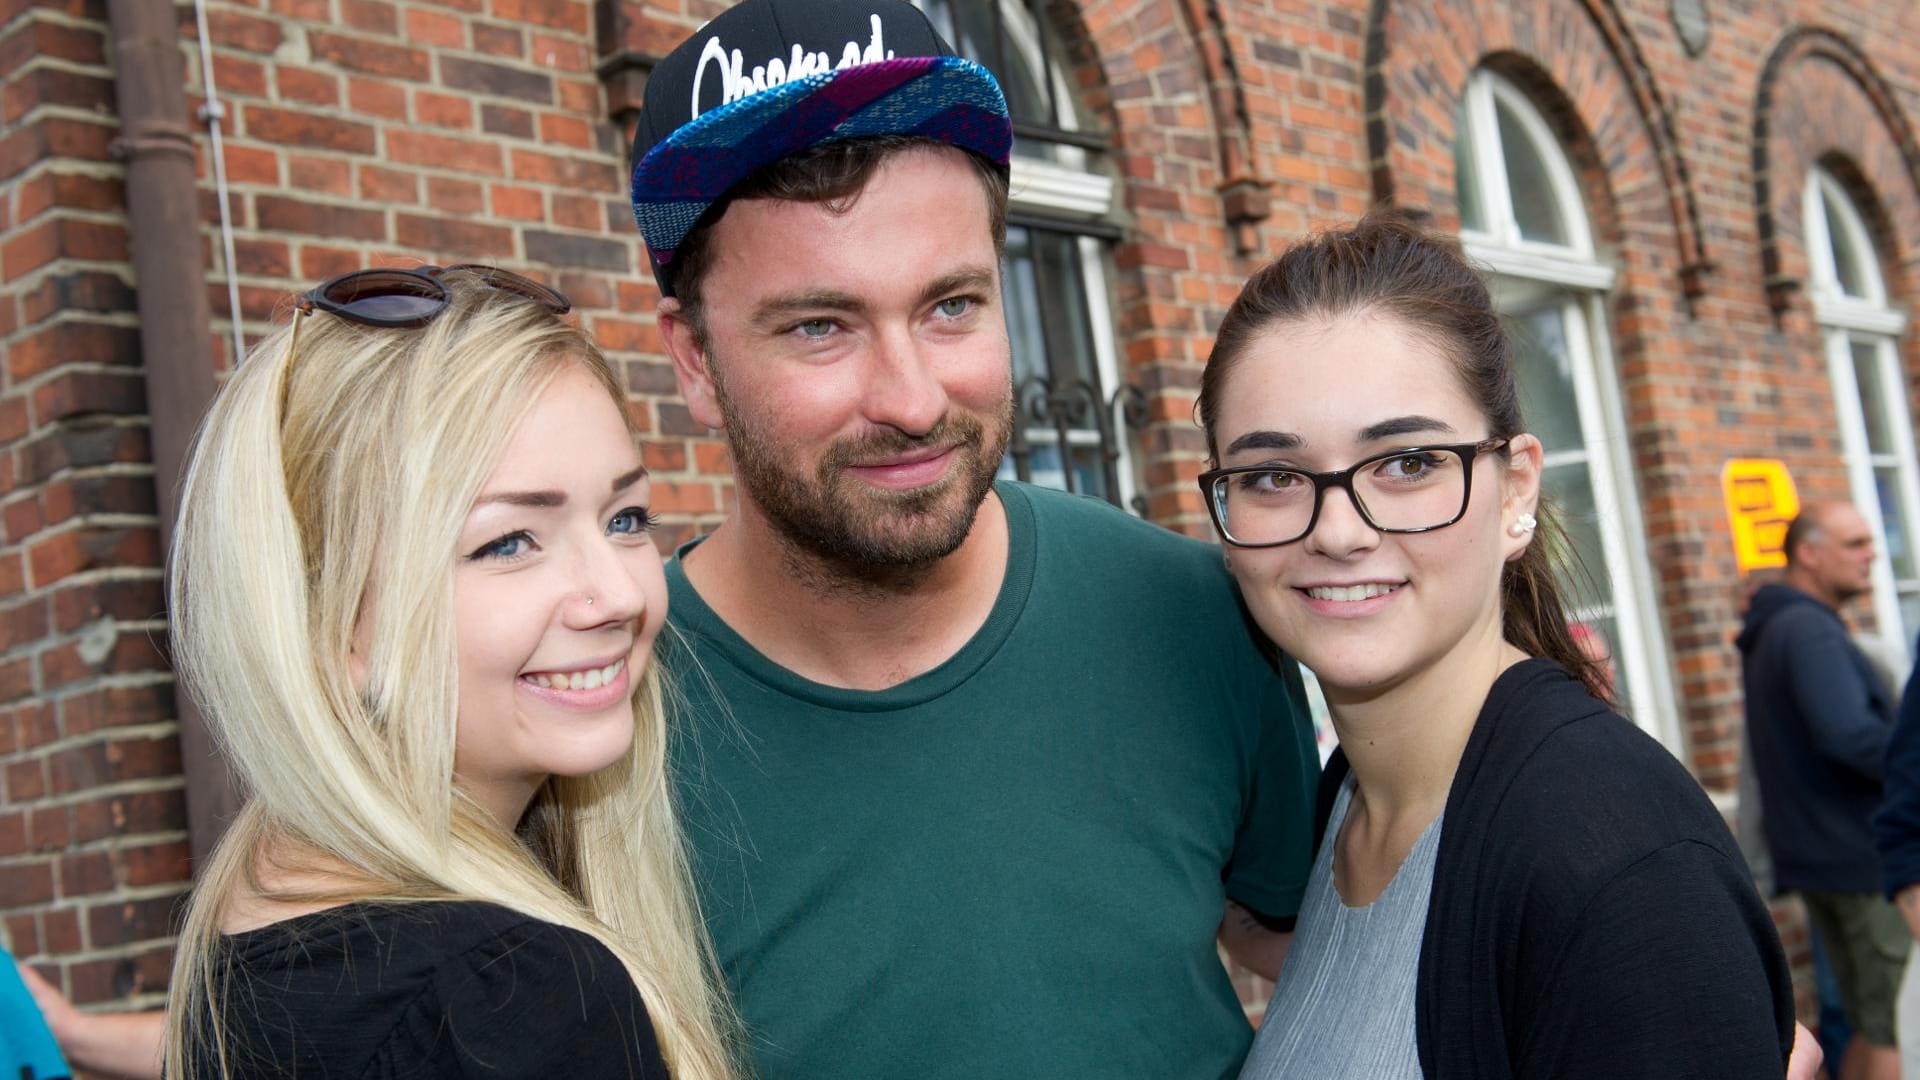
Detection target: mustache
<box><xmin>823</xmin><ymin>412</ymin><xmax>987</xmax><ymax>470</ymax></box>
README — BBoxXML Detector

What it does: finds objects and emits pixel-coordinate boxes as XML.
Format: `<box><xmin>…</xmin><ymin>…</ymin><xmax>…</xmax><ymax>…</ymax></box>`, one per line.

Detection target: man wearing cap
<box><xmin>628</xmin><ymin>2</ymin><xmax>1316</xmax><ymax>1077</ymax></box>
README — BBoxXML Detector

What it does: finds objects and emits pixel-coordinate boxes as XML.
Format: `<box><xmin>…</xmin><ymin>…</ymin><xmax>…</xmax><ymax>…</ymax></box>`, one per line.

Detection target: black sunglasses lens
<box><xmin>317</xmin><ymin>270</ymin><xmax>447</xmax><ymax>326</ymax></box>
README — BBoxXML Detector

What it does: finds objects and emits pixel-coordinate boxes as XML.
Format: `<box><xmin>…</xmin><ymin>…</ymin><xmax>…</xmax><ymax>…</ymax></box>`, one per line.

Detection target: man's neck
<box><xmin>1783</xmin><ymin>568</ymin><xmax>1843</xmax><ymax>612</ymax></box>
<box><xmin>679</xmin><ymin>489</ymin><xmax>1010</xmax><ymax>691</ymax></box>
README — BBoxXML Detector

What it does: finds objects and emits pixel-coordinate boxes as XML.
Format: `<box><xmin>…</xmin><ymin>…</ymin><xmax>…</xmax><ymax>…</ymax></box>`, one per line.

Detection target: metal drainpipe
<box><xmin>106</xmin><ymin>0</ymin><xmax>232</xmax><ymax>867</ymax></box>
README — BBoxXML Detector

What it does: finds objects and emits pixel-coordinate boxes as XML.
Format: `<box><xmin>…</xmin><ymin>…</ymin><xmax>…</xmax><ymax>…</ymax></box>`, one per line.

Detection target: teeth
<box><xmin>523</xmin><ymin>657</ymin><xmax>624</xmax><ymax>692</ymax></box>
<box><xmin>1307</xmin><ymin>583</ymin><xmax>1400</xmax><ymax>602</ymax></box>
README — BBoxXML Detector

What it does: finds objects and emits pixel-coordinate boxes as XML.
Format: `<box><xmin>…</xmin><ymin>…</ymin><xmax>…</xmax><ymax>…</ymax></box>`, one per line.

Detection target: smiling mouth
<box><xmin>521</xmin><ymin>657</ymin><xmax>625</xmax><ymax>691</ymax></box>
<box><xmin>1303</xmin><ymin>583</ymin><xmax>1402</xmax><ymax>602</ymax></box>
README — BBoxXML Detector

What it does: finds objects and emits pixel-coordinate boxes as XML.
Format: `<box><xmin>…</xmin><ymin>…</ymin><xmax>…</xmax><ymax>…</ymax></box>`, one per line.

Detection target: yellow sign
<box><xmin>1722</xmin><ymin>459</ymin><xmax>1799</xmax><ymax>573</ymax></box>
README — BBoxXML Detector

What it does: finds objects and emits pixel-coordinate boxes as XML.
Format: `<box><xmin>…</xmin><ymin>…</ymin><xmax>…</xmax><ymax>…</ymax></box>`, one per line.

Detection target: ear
<box><xmin>1499</xmin><ymin>433</ymin><xmax>1544</xmax><ymax>564</ymax></box>
<box><xmin>658</xmin><ymin>296</ymin><xmax>725</xmax><ymax>431</ymax></box>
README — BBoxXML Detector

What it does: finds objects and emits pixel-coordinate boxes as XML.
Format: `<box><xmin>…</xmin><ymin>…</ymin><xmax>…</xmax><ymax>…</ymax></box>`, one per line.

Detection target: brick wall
<box><xmin>3</xmin><ymin>0</ymin><xmax>1918</xmax><ymax>1035</ymax></box>
<box><xmin>0</xmin><ymin>0</ymin><xmax>191</xmax><ymax>1019</ymax></box>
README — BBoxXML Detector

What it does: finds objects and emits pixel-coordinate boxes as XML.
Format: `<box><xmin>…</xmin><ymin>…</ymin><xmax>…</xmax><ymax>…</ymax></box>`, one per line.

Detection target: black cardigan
<box><xmin>1312</xmin><ymin>659</ymin><xmax>1795</xmax><ymax>1080</ymax></box>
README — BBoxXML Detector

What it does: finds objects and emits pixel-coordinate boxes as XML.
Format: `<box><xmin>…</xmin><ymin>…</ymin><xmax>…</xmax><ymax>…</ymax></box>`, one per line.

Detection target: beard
<box><xmin>712</xmin><ymin>370</ymin><xmax>1014</xmax><ymax>580</ymax></box>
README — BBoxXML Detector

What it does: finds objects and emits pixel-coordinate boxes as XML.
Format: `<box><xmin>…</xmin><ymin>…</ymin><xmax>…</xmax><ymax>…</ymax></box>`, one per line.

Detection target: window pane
<box><xmin>1454</xmin><ymin>97</ymin><xmax>1486</xmax><ymax>233</ymax></box>
<box><xmin>1495</xmin><ymin>99</ymin><xmax>1569</xmax><ymax>246</ymax></box>
<box><xmin>1901</xmin><ymin>588</ymin><xmax>1920</xmax><ymax>652</ymax></box>
<box><xmin>1822</xmin><ymin>187</ymin><xmax>1869</xmax><ymax>299</ymax></box>
<box><xmin>1506</xmin><ymin>303</ymin><xmax>1584</xmax><ymax>454</ymax></box>
<box><xmin>1852</xmin><ymin>340</ymin><xmax>1895</xmax><ymax>455</ymax></box>
<box><xmin>998</xmin><ymin>440</ymin><xmax>1108</xmax><ymax>501</ymax></box>
<box><xmin>1002</xmin><ymin>225</ymin><xmax>1047</xmax><ymax>388</ymax></box>
<box><xmin>1876</xmin><ymin>467</ymin><xmax>1915</xmax><ymax>579</ymax></box>
<box><xmin>1544</xmin><ymin>463</ymin><xmax>1616</xmax><ymax>615</ymax></box>
<box><xmin>998</xmin><ymin>225</ymin><xmax>1118</xmax><ymax>504</ymax></box>
<box><xmin>921</xmin><ymin>0</ymin><xmax>1057</xmax><ymax>134</ymax></box>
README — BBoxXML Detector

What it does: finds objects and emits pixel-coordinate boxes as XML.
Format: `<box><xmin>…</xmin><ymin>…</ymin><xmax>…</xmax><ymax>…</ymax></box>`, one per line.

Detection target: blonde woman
<box><xmin>38</xmin><ymin>267</ymin><xmax>735</xmax><ymax>1078</ymax></box>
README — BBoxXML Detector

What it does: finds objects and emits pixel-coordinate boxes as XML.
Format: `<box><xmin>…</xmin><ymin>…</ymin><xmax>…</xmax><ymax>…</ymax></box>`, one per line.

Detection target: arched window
<box><xmin>1454</xmin><ymin>69</ymin><xmax>1680</xmax><ymax>746</ymax></box>
<box><xmin>1805</xmin><ymin>167</ymin><xmax>1920</xmax><ymax>659</ymax></box>
<box><xmin>916</xmin><ymin>0</ymin><xmax>1139</xmax><ymax>512</ymax></box>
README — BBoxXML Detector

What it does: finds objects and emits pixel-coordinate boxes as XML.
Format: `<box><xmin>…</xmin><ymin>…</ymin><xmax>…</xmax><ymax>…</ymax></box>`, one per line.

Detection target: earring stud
<box><xmin>1508</xmin><ymin>512</ymin><xmax>1537</xmax><ymax>538</ymax></box>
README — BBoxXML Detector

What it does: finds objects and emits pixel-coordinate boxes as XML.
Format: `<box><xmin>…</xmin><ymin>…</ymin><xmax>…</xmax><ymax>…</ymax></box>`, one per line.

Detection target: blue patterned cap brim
<box><xmin>631</xmin><ymin>56</ymin><xmax>1011</xmax><ymax>276</ymax></box>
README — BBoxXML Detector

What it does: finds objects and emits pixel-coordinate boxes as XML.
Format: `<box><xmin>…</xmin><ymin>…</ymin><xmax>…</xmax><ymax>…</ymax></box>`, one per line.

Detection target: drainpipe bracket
<box><xmin>109</xmin><ymin>122</ymin><xmax>199</xmax><ymax>164</ymax></box>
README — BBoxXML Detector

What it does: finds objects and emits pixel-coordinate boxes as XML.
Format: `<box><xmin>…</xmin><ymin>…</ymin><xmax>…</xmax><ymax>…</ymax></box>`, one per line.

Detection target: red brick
<box><xmin>204</xmin><ymin>8</ymin><xmax>281</xmax><ymax>51</ymax></box>
<box><xmin>257</xmin><ymin>195</ymin><xmax>388</xmax><ymax>242</ymax></box>
<box><xmin>0</xmin><ymin>862</ymin><xmax>52</xmax><ymax>906</ymax></box>
<box><xmin>393</xmin><ymin>213</ymin><xmax>514</xmax><ymax>259</ymax></box>
<box><xmin>414</xmin><ymin>89</ymin><xmax>472</xmax><ymax>129</ymax></box>
<box><xmin>471</xmin><ymin>21</ymin><xmax>522</xmax><ymax>56</ymax></box>
<box><xmin>71</xmin><ymin>790</ymin><xmax>187</xmax><ymax>844</ymax></box>
<box><xmin>357</xmin><ymin>164</ymin><xmax>418</xmax><ymax>204</ymax></box>
<box><xmin>551</xmin><ymin>193</ymin><xmax>601</xmax><ymax>231</ymax></box>
<box><xmin>208</xmin><ymin>54</ymin><xmax>268</xmax><ymax>99</ymax></box>
<box><xmin>307</xmin><ymin>31</ymin><xmax>429</xmax><ymax>80</ymax></box>
<box><xmin>404</xmin><ymin>7</ymin><xmax>465</xmax><ymax>47</ymax></box>
<box><xmin>85</xmin><ymin>894</ymin><xmax>178</xmax><ymax>948</ymax></box>
<box><xmin>340</xmin><ymin>0</ymin><xmax>396</xmax><ymax>33</ymax></box>
<box><xmin>346</xmin><ymin>76</ymin><xmax>409</xmax><ymax>121</ymax></box>
<box><xmin>538</xmin><ymin>112</ymin><xmax>592</xmax><ymax>150</ymax></box>
<box><xmin>7</xmin><ymin>321</ymin><xmax>140</xmax><ymax>381</ymax></box>
<box><xmin>490</xmin><ymin>0</ymin><xmax>585</xmax><ymax>32</ymax></box>
<box><xmin>299</xmin><ymin>244</ymin><xmax>364</xmax><ymax>280</ymax></box>
<box><xmin>528</xmin><ymin>32</ymin><xmax>590</xmax><ymax>73</ymax></box>
<box><xmin>490</xmin><ymin>183</ymin><xmax>543</xmax><ymax>220</ymax></box>
<box><xmin>423</xmin><ymin>177</ymin><xmax>484</xmax><ymax>216</ymax></box>
<box><xmin>287</xmin><ymin>154</ymin><xmax>352</xmax><ymax>196</ymax></box>
<box><xmin>387</xmin><ymin>130</ymin><xmax>503</xmax><ymax>176</ymax></box>
<box><xmin>58</xmin><ymin>682</ymin><xmax>175</xmax><ymax>739</ymax></box>
<box><xmin>508</xmin><ymin>149</ymin><xmax>617</xmax><ymax>191</ymax></box>
<box><xmin>243</xmin><ymin>105</ymin><xmax>377</xmax><ymax>154</ymax></box>
<box><xmin>218</xmin><ymin>143</ymin><xmax>279</xmax><ymax>185</ymax></box>
<box><xmin>276</xmin><ymin>65</ymin><xmax>340</xmax><ymax>107</ymax></box>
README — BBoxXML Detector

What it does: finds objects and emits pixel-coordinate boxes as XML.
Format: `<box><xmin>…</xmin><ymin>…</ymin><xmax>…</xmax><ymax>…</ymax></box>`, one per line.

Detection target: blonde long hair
<box><xmin>162</xmin><ymin>274</ymin><xmax>736</xmax><ymax>1079</ymax></box>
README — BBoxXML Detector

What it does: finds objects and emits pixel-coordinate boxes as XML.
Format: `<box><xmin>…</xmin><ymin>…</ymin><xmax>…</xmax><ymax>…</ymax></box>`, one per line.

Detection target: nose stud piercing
<box><xmin>584</xmin><ymin>596</ymin><xmax>595</xmax><ymax>606</ymax></box>
<box><xmin>1508</xmin><ymin>512</ymin><xmax>1537</xmax><ymax>538</ymax></box>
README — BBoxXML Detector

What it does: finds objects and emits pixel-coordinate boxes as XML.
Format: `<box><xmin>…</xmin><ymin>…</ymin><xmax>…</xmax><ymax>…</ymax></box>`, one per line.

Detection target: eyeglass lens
<box><xmin>318</xmin><ymin>269</ymin><xmax>446</xmax><ymax>325</ymax></box>
<box><xmin>1216</xmin><ymin>448</ymin><xmax>1472</xmax><ymax>544</ymax></box>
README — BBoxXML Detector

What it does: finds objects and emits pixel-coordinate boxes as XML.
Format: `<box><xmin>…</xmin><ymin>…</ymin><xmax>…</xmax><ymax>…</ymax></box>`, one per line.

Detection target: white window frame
<box><xmin>1458</xmin><ymin>70</ymin><xmax>1682</xmax><ymax>750</ymax></box>
<box><xmin>1806</xmin><ymin>167</ymin><xmax>1920</xmax><ymax>660</ymax></box>
<box><xmin>918</xmin><ymin>0</ymin><xmax>1136</xmax><ymax>511</ymax></box>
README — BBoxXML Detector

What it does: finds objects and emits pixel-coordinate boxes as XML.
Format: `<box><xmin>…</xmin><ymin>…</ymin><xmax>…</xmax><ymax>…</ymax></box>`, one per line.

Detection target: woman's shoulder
<box><xmin>1464</xmin><ymin>660</ymin><xmax>1744</xmax><ymax>878</ymax></box>
<box><xmin>219</xmin><ymin>900</ymin><xmax>664</xmax><ymax>1077</ymax></box>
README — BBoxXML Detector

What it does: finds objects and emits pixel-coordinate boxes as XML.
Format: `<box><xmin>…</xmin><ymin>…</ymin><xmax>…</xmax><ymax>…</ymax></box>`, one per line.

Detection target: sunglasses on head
<box><xmin>294</xmin><ymin>264</ymin><xmax>571</xmax><ymax>328</ymax></box>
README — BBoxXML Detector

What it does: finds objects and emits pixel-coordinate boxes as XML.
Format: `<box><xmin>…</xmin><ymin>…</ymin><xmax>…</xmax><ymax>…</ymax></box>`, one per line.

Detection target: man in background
<box><xmin>1740</xmin><ymin>501</ymin><xmax>1904</xmax><ymax>1080</ymax></box>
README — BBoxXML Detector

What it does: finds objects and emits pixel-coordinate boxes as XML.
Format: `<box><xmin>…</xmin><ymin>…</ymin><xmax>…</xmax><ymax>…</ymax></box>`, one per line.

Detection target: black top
<box><xmin>1737</xmin><ymin>581</ymin><xmax>1895</xmax><ymax>893</ymax></box>
<box><xmin>1313</xmin><ymin>659</ymin><xmax>1796</xmax><ymax>1080</ymax></box>
<box><xmin>192</xmin><ymin>900</ymin><xmax>668</xmax><ymax>1079</ymax></box>
<box><xmin>1875</xmin><ymin>630</ymin><xmax>1920</xmax><ymax>897</ymax></box>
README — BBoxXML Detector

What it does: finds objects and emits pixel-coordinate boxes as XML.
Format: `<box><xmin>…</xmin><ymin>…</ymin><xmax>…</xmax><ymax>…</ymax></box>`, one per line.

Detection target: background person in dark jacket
<box><xmin>1740</xmin><ymin>501</ymin><xmax>1904</xmax><ymax>1080</ymax></box>
<box><xmin>1873</xmin><ymin>636</ymin><xmax>1920</xmax><ymax>1077</ymax></box>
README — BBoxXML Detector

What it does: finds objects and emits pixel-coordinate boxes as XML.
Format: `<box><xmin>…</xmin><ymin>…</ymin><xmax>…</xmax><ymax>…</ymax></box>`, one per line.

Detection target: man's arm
<box><xmin>1783</xmin><ymin>613</ymin><xmax>1892</xmax><ymax>779</ymax></box>
<box><xmin>16</xmin><ymin>961</ymin><xmax>164</xmax><ymax>1080</ymax></box>
<box><xmin>1217</xmin><ymin>898</ymin><xmax>1292</xmax><ymax>982</ymax></box>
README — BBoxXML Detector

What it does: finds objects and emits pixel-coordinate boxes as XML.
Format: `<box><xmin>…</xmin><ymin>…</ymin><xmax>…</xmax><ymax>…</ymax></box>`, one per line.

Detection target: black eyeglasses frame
<box><xmin>1198</xmin><ymin>436</ymin><xmax>1512</xmax><ymax>549</ymax></box>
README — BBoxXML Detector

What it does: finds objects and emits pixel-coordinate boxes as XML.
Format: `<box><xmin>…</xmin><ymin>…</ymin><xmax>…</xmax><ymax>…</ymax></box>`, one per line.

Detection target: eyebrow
<box><xmin>1224</xmin><ymin>430</ymin><xmax>1303</xmax><ymax>455</ymax></box>
<box><xmin>472</xmin><ymin>465</ymin><xmax>650</xmax><ymax>510</ymax></box>
<box><xmin>1359</xmin><ymin>415</ymin><xmax>1457</xmax><ymax>442</ymax></box>
<box><xmin>748</xmin><ymin>266</ymin><xmax>999</xmax><ymax>330</ymax></box>
<box><xmin>1222</xmin><ymin>415</ymin><xmax>1459</xmax><ymax>458</ymax></box>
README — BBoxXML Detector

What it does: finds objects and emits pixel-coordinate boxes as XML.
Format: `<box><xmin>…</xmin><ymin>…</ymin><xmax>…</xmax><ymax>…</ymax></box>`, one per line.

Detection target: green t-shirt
<box><xmin>664</xmin><ymin>481</ymin><xmax>1317</xmax><ymax>1079</ymax></box>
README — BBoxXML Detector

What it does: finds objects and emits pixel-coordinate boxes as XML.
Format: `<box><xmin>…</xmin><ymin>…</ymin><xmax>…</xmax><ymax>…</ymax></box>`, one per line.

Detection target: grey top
<box><xmin>1238</xmin><ymin>774</ymin><xmax>1443</xmax><ymax>1080</ymax></box>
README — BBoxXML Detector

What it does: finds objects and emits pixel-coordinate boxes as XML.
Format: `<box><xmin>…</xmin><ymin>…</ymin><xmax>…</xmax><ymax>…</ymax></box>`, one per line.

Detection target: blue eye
<box><xmin>795</xmin><ymin>319</ymin><xmax>835</xmax><ymax>339</ymax></box>
<box><xmin>934</xmin><ymin>296</ymin><xmax>974</xmax><ymax>318</ymax></box>
<box><xmin>608</xmin><ymin>507</ymin><xmax>659</xmax><ymax>535</ymax></box>
<box><xmin>469</xmin><ymin>530</ymin><xmax>535</xmax><ymax>561</ymax></box>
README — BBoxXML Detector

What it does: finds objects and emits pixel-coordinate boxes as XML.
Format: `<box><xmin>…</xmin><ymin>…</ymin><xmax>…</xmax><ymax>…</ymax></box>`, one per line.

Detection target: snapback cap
<box><xmin>629</xmin><ymin>0</ymin><xmax>1013</xmax><ymax>297</ymax></box>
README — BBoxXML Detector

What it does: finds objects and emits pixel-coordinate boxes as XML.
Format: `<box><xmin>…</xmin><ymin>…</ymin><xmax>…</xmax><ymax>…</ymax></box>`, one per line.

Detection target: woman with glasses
<box><xmin>1198</xmin><ymin>214</ymin><xmax>1796</xmax><ymax>1079</ymax></box>
<box><xmin>143</xmin><ymin>267</ymin><xmax>737</xmax><ymax>1079</ymax></box>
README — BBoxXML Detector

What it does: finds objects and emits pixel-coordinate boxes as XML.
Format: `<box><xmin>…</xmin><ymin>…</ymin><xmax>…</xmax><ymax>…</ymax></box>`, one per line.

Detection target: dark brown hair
<box><xmin>665</xmin><ymin>134</ymin><xmax>1010</xmax><ymax>340</ymax></box>
<box><xmin>1196</xmin><ymin>209</ymin><xmax>1614</xmax><ymax>704</ymax></box>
